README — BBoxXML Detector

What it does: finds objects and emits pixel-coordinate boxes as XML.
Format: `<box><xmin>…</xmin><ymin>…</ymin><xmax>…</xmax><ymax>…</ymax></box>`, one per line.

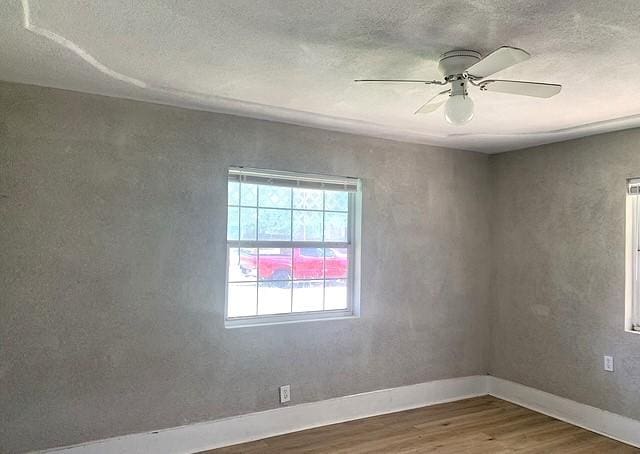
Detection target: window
<box><xmin>225</xmin><ymin>167</ymin><xmax>361</xmax><ymax>327</ymax></box>
<box><xmin>626</xmin><ymin>178</ymin><xmax>640</xmax><ymax>333</ymax></box>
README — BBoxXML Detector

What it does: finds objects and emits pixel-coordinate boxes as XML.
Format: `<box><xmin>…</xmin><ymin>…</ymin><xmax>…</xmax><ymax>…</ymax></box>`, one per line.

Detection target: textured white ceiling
<box><xmin>1</xmin><ymin>0</ymin><xmax>640</xmax><ymax>152</ymax></box>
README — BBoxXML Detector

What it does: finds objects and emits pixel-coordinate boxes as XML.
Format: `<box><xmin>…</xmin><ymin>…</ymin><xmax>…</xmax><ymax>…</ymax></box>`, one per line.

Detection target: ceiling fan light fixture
<box><xmin>444</xmin><ymin>94</ymin><xmax>474</xmax><ymax>125</ymax></box>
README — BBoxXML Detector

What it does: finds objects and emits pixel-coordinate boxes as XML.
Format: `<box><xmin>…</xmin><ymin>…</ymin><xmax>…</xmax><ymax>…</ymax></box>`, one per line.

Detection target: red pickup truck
<box><xmin>239</xmin><ymin>247</ymin><xmax>347</xmax><ymax>282</ymax></box>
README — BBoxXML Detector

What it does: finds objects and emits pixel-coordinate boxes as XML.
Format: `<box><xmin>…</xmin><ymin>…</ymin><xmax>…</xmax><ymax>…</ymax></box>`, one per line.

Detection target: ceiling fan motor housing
<box><xmin>437</xmin><ymin>50</ymin><xmax>481</xmax><ymax>79</ymax></box>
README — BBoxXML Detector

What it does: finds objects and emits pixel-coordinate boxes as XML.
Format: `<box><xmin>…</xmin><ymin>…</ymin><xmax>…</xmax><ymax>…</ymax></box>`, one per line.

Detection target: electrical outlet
<box><xmin>604</xmin><ymin>355</ymin><xmax>614</xmax><ymax>372</ymax></box>
<box><xmin>279</xmin><ymin>385</ymin><xmax>291</xmax><ymax>404</ymax></box>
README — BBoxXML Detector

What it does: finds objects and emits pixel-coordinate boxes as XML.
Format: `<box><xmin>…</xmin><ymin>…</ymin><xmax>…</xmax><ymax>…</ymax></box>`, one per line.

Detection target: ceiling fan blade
<box><xmin>479</xmin><ymin>79</ymin><xmax>561</xmax><ymax>98</ymax></box>
<box><xmin>465</xmin><ymin>46</ymin><xmax>530</xmax><ymax>79</ymax></box>
<box><xmin>415</xmin><ymin>89</ymin><xmax>450</xmax><ymax>114</ymax></box>
<box><xmin>354</xmin><ymin>79</ymin><xmax>444</xmax><ymax>85</ymax></box>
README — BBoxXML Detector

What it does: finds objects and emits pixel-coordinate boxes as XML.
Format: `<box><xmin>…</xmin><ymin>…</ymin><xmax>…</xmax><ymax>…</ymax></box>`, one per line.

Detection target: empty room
<box><xmin>2</xmin><ymin>1</ymin><xmax>640</xmax><ymax>453</ymax></box>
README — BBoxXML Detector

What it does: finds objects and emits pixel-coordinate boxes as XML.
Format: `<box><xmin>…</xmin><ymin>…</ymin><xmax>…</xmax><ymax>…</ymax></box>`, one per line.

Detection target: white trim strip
<box><xmin>488</xmin><ymin>377</ymin><xmax>640</xmax><ymax>448</ymax></box>
<box><xmin>225</xmin><ymin>309</ymin><xmax>356</xmax><ymax>328</ymax></box>
<box><xmin>42</xmin><ymin>376</ymin><xmax>488</xmax><ymax>453</ymax></box>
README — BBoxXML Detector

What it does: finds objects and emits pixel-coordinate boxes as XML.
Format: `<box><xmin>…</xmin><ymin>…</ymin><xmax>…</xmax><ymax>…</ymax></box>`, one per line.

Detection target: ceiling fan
<box><xmin>355</xmin><ymin>46</ymin><xmax>562</xmax><ymax>125</ymax></box>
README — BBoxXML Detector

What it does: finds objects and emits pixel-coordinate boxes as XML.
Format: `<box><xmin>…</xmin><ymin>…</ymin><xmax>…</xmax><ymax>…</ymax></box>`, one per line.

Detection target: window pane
<box><xmin>240</xmin><ymin>207</ymin><xmax>257</xmax><ymax>240</ymax></box>
<box><xmin>293</xmin><ymin>247</ymin><xmax>324</xmax><ymax>279</ymax></box>
<box><xmin>258</xmin><ymin>185</ymin><xmax>291</xmax><ymax>209</ymax></box>
<box><xmin>228</xmin><ymin>282</ymin><xmax>257</xmax><ymax>317</ymax></box>
<box><xmin>258</xmin><ymin>248</ymin><xmax>292</xmax><ymax>282</ymax></box>
<box><xmin>227</xmin><ymin>206</ymin><xmax>239</xmax><ymax>241</ymax></box>
<box><xmin>228</xmin><ymin>181</ymin><xmax>240</xmax><ymax>205</ymax></box>
<box><xmin>292</xmin><ymin>280</ymin><xmax>324</xmax><ymax>312</ymax></box>
<box><xmin>293</xmin><ymin>188</ymin><xmax>323</xmax><ymax>210</ymax></box>
<box><xmin>292</xmin><ymin>210</ymin><xmax>323</xmax><ymax>241</ymax></box>
<box><xmin>325</xmin><ymin>248</ymin><xmax>348</xmax><ymax>279</ymax></box>
<box><xmin>324</xmin><ymin>212</ymin><xmax>348</xmax><ymax>242</ymax></box>
<box><xmin>258</xmin><ymin>282</ymin><xmax>292</xmax><ymax>315</ymax></box>
<box><xmin>258</xmin><ymin>208</ymin><xmax>291</xmax><ymax>241</ymax></box>
<box><xmin>324</xmin><ymin>191</ymin><xmax>348</xmax><ymax>211</ymax></box>
<box><xmin>324</xmin><ymin>279</ymin><xmax>348</xmax><ymax>310</ymax></box>
<box><xmin>241</xmin><ymin>183</ymin><xmax>257</xmax><ymax>206</ymax></box>
<box><xmin>228</xmin><ymin>248</ymin><xmax>257</xmax><ymax>282</ymax></box>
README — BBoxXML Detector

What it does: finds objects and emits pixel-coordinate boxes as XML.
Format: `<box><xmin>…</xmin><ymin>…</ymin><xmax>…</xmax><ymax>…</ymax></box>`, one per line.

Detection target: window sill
<box><xmin>625</xmin><ymin>328</ymin><xmax>640</xmax><ymax>335</ymax></box>
<box><xmin>225</xmin><ymin>311</ymin><xmax>359</xmax><ymax>328</ymax></box>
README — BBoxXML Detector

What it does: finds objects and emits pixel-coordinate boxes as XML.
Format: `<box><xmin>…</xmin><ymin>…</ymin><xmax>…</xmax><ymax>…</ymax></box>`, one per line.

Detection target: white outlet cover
<box><xmin>279</xmin><ymin>385</ymin><xmax>291</xmax><ymax>404</ymax></box>
<box><xmin>604</xmin><ymin>355</ymin><xmax>614</xmax><ymax>372</ymax></box>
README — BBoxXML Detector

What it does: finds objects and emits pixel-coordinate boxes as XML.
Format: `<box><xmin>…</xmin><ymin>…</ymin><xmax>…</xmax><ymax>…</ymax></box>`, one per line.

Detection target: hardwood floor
<box><xmin>204</xmin><ymin>396</ymin><xmax>639</xmax><ymax>453</ymax></box>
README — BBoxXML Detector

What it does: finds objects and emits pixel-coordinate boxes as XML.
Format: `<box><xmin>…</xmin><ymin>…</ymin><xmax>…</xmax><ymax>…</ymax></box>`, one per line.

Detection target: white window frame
<box><xmin>625</xmin><ymin>177</ymin><xmax>640</xmax><ymax>334</ymax></box>
<box><xmin>225</xmin><ymin>167</ymin><xmax>362</xmax><ymax>328</ymax></box>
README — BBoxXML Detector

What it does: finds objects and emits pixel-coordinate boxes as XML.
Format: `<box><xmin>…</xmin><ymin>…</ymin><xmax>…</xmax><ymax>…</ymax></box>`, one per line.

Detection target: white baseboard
<box><xmin>42</xmin><ymin>375</ymin><xmax>640</xmax><ymax>453</ymax></box>
<box><xmin>487</xmin><ymin>376</ymin><xmax>640</xmax><ymax>448</ymax></box>
<box><xmin>44</xmin><ymin>375</ymin><xmax>489</xmax><ymax>453</ymax></box>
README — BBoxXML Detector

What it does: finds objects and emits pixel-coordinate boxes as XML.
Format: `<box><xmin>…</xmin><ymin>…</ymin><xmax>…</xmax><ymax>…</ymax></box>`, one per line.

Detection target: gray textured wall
<box><xmin>0</xmin><ymin>82</ymin><xmax>491</xmax><ymax>452</ymax></box>
<box><xmin>489</xmin><ymin>129</ymin><xmax>640</xmax><ymax>421</ymax></box>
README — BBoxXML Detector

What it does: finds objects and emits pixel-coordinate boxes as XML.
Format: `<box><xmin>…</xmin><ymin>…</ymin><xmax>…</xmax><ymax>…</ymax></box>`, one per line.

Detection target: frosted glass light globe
<box><xmin>444</xmin><ymin>95</ymin><xmax>474</xmax><ymax>125</ymax></box>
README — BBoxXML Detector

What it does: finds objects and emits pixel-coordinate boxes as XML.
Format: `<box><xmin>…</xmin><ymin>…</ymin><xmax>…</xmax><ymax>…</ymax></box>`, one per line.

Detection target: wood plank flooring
<box><xmin>204</xmin><ymin>396</ymin><xmax>639</xmax><ymax>453</ymax></box>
